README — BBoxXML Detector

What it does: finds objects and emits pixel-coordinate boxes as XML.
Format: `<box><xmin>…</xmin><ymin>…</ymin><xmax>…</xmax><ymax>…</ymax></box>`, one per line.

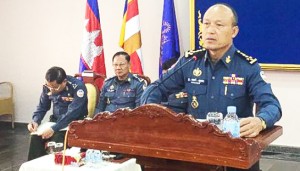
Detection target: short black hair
<box><xmin>45</xmin><ymin>66</ymin><xmax>67</xmax><ymax>84</ymax></box>
<box><xmin>214</xmin><ymin>3</ymin><xmax>238</xmax><ymax>26</ymax></box>
<box><xmin>112</xmin><ymin>51</ymin><xmax>130</xmax><ymax>62</ymax></box>
<box><xmin>162</xmin><ymin>58</ymin><xmax>178</xmax><ymax>70</ymax></box>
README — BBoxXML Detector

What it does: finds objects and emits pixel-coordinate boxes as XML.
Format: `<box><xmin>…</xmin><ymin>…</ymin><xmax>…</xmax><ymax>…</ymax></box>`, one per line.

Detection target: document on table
<box><xmin>31</xmin><ymin>122</ymin><xmax>68</xmax><ymax>135</ymax></box>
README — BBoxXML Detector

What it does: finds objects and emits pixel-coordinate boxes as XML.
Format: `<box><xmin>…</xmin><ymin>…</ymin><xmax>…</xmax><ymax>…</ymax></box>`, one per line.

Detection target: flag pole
<box><xmin>189</xmin><ymin>0</ymin><xmax>195</xmax><ymax>50</ymax></box>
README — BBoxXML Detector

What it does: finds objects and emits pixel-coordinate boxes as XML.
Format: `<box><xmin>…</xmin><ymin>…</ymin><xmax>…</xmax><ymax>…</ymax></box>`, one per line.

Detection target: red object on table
<box><xmin>54</xmin><ymin>152</ymin><xmax>77</xmax><ymax>165</ymax></box>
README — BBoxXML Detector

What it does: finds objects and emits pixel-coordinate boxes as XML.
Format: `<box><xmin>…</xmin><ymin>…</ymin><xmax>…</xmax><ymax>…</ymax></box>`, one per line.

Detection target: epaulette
<box><xmin>132</xmin><ymin>74</ymin><xmax>145</xmax><ymax>82</ymax></box>
<box><xmin>184</xmin><ymin>48</ymin><xmax>206</xmax><ymax>58</ymax></box>
<box><xmin>236</xmin><ymin>50</ymin><xmax>257</xmax><ymax>64</ymax></box>
<box><xmin>104</xmin><ymin>76</ymin><xmax>115</xmax><ymax>82</ymax></box>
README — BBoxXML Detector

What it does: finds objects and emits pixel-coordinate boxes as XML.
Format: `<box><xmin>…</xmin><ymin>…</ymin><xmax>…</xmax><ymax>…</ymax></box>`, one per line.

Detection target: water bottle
<box><xmin>85</xmin><ymin>149</ymin><xmax>93</xmax><ymax>163</ymax></box>
<box><xmin>223</xmin><ymin>106</ymin><xmax>240</xmax><ymax>138</ymax></box>
<box><xmin>93</xmin><ymin>150</ymin><xmax>103</xmax><ymax>163</ymax></box>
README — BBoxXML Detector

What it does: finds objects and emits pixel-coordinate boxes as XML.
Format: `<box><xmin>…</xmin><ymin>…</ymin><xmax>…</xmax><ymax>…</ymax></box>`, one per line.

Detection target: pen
<box><xmin>224</xmin><ymin>85</ymin><xmax>227</xmax><ymax>96</ymax></box>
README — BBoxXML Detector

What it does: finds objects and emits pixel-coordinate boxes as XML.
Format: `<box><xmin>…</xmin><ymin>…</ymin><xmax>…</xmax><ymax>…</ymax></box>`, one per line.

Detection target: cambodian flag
<box><xmin>79</xmin><ymin>0</ymin><xmax>106</xmax><ymax>90</ymax></box>
<box><xmin>159</xmin><ymin>0</ymin><xmax>180</xmax><ymax>76</ymax></box>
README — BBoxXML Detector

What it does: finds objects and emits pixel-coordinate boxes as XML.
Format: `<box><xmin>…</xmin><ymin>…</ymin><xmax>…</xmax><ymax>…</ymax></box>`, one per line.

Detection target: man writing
<box><xmin>27</xmin><ymin>66</ymin><xmax>88</xmax><ymax>160</ymax></box>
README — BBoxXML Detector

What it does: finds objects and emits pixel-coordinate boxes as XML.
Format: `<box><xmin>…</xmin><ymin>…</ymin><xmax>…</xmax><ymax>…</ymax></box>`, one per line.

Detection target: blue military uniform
<box><xmin>95</xmin><ymin>73</ymin><xmax>146</xmax><ymax>113</ymax></box>
<box><xmin>32</xmin><ymin>76</ymin><xmax>88</xmax><ymax>132</ymax></box>
<box><xmin>161</xmin><ymin>91</ymin><xmax>188</xmax><ymax>113</ymax></box>
<box><xmin>141</xmin><ymin>45</ymin><xmax>281</xmax><ymax>128</ymax></box>
<box><xmin>28</xmin><ymin>75</ymin><xmax>88</xmax><ymax>161</ymax></box>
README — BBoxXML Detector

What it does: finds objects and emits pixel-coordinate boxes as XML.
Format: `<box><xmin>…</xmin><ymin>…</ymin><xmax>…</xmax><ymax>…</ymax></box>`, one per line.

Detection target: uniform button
<box><xmin>212</xmin><ymin>76</ymin><xmax>215</xmax><ymax>80</ymax></box>
<box><xmin>230</xmin><ymin>93</ymin><xmax>234</xmax><ymax>97</ymax></box>
<box><xmin>211</xmin><ymin>95</ymin><xmax>214</xmax><ymax>99</ymax></box>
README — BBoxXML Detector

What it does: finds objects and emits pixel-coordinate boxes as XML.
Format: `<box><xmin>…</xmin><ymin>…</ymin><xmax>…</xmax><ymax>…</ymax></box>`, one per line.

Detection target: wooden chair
<box><xmin>0</xmin><ymin>82</ymin><xmax>14</xmax><ymax>128</ymax></box>
<box><xmin>136</xmin><ymin>74</ymin><xmax>151</xmax><ymax>86</ymax></box>
<box><xmin>75</xmin><ymin>70</ymin><xmax>105</xmax><ymax>118</ymax></box>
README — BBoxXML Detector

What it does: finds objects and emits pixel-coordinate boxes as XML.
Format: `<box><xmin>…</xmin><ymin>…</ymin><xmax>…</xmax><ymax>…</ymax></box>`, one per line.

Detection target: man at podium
<box><xmin>141</xmin><ymin>3</ymin><xmax>281</xmax><ymax>171</ymax></box>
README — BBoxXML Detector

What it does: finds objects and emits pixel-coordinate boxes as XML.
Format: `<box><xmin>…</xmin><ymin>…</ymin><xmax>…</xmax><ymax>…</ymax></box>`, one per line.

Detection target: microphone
<box><xmin>144</xmin><ymin>56</ymin><xmax>198</xmax><ymax>104</ymax></box>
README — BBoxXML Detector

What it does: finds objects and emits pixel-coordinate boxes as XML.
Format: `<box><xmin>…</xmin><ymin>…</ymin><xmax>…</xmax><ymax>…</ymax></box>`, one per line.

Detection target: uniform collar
<box><xmin>204</xmin><ymin>45</ymin><xmax>237</xmax><ymax>69</ymax></box>
<box><xmin>220</xmin><ymin>45</ymin><xmax>236</xmax><ymax>69</ymax></box>
<box><xmin>113</xmin><ymin>73</ymin><xmax>133</xmax><ymax>84</ymax></box>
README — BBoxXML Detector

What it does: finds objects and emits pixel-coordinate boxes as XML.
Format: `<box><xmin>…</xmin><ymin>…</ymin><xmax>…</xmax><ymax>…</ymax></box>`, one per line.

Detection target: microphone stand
<box><xmin>144</xmin><ymin>56</ymin><xmax>197</xmax><ymax>104</ymax></box>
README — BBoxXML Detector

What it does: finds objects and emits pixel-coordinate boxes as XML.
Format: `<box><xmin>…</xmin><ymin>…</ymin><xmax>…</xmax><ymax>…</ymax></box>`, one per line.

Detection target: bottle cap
<box><xmin>227</xmin><ymin>106</ymin><xmax>236</xmax><ymax>113</ymax></box>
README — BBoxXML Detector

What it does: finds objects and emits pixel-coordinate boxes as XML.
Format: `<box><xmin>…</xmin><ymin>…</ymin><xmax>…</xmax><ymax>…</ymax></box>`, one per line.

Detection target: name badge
<box><xmin>187</xmin><ymin>78</ymin><xmax>207</xmax><ymax>85</ymax></box>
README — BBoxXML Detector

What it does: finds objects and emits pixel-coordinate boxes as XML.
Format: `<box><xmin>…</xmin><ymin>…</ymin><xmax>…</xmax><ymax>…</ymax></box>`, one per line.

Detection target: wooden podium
<box><xmin>67</xmin><ymin>104</ymin><xmax>282</xmax><ymax>171</ymax></box>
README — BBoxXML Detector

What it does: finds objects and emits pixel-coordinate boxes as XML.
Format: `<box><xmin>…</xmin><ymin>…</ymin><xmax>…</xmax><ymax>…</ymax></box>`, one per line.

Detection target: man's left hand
<box><xmin>41</xmin><ymin>128</ymin><xmax>54</xmax><ymax>139</ymax></box>
<box><xmin>240</xmin><ymin>117</ymin><xmax>263</xmax><ymax>138</ymax></box>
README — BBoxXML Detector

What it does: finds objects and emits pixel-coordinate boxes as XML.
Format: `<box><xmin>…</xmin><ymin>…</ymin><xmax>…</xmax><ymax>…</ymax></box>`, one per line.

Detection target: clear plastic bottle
<box><xmin>223</xmin><ymin>106</ymin><xmax>240</xmax><ymax>138</ymax></box>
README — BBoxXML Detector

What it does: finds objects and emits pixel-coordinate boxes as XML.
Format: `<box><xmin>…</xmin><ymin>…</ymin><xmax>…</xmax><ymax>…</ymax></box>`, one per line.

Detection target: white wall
<box><xmin>0</xmin><ymin>0</ymin><xmax>299</xmax><ymax>147</ymax></box>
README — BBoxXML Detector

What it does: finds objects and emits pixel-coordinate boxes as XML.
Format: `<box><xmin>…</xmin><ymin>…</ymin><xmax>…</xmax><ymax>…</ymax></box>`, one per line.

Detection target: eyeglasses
<box><xmin>112</xmin><ymin>63</ymin><xmax>127</xmax><ymax>68</ymax></box>
<box><xmin>43</xmin><ymin>83</ymin><xmax>61</xmax><ymax>91</ymax></box>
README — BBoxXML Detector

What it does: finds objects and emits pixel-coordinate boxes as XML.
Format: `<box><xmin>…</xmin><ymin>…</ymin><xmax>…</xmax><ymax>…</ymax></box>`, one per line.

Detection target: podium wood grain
<box><xmin>67</xmin><ymin>104</ymin><xmax>282</xmax><ymax>170</ymax></box>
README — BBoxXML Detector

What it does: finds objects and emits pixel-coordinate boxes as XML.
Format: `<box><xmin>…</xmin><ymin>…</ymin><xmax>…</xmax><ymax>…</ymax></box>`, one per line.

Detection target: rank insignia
<box><xmin>226</xmin><ymin>56</ymin><xmax>231</xmax><ymax>64</ymax></box>
<box><xmin>236</xmin><ymin>50</ymin><xmax>257</xmax><ymax>64</ymax></box>
<box><xmin>193</xmin><ymin>68</ymin><xmax>202</xmax><ymax>77</ymax></box>
<box><xmin>191</xmin><ymin>96</ymin><xmax>199</xmax><ymax>109</ymax></box>
<box><xmin>72</xmin><ymin>84</ymin><xmax>78</xmax><ymax>89</ymax></box>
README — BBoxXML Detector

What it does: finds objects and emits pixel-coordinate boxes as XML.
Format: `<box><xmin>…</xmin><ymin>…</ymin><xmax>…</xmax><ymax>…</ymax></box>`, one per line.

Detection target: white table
<box><xmin>19</xmin><ymin>154</ymin><xmax>142</xmax><ymax>171</ymax></box>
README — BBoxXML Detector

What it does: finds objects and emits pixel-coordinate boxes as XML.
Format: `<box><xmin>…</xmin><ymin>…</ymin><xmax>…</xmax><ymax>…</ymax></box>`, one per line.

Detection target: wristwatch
<box><xmin>258</xmin><ymin>117</ymin><xmax>267</xmax><ymax>130</ymax></box>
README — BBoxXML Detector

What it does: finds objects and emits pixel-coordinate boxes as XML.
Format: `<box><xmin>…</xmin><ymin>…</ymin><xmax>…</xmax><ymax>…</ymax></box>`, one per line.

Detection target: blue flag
<box><xmin>159</xmin><ymin>0</ymin><xmax>180</xmax><ymax>77</ymax></box>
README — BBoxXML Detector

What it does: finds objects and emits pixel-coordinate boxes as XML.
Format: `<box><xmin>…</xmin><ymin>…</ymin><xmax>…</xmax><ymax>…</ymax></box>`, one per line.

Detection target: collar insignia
<box><xmin>226</xmin><ymin>55</ymin><xmax>231</xmax><ymax>64</ymax></box>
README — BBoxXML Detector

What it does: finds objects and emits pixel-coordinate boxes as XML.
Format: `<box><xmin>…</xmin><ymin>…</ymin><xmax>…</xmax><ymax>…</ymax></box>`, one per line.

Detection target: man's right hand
<box><xmin>27</xmin><ymin>122</ymin><xmax>38</xmax><ymax>132</ymax></box>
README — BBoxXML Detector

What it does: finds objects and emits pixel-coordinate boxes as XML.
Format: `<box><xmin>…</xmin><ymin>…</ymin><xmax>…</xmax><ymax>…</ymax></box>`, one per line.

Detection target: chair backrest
<box><xmin>0</xmin><ymin>82</ymin><xmax>14</xmax><ymax>128</ymax></box>
<box><xmin>0</xmin><ymin>82</ymin><xmax>14</xmax><ymax>114</ymax></box>
<box><xmin>75</xmin><ymin>70</ymin><xmax>105</xmax><ymax>118</ymax></box>
<box><xmin>85</xmin><ymin>83</ymin><xmax>98</xmax><ymax>118</ymax></box>
<box><xmin>0</xmin><ymin>82</ymin><xmax>13</xmax><ymax>99</ymax></box>
<box><xmin>136</xmin><ymin>74</ymin><xmax>151</xmax><ymax>86</ymax></box>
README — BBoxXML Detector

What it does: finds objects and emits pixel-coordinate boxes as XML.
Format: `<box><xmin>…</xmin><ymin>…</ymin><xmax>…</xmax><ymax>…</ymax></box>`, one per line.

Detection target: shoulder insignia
<box><xmin>184</xmin><ymin>48</ymin><xmax>206</xmax><ymax>58</ymax></box>
<box><xmin>132</xmin><ymin>74</ymin><xmax>145</xmax><ymax>82</ymax></box>
<box><xmin>236</xmin><ymin>50</ymin><xmax>257</xmax><ymax>64</ymax></box>
<box><xmin>104</xmin><ymin>76</ymin><xmax>115</xmax><ymax>82</ymax></box>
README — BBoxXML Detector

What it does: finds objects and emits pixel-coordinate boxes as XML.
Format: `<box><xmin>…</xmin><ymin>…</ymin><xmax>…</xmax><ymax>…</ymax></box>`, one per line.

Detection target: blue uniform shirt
<box><xmin>141</xmin><ymin>45</ymin><xmax>282</xmax><ymax>128</ymax></box>
<box><xmin>161</xmin><ymin>91</ymin><xmax>188</xmax><ymax>113</ymax></box>
<box><xmin>32</xmin><ymin>76</ymin><xmax>88</xmax><ymax>132</ymax></box>
<box><xmin>95</xmin><ymin>73</ymin><xmax>146</xmax><ymax>113</ymax></box>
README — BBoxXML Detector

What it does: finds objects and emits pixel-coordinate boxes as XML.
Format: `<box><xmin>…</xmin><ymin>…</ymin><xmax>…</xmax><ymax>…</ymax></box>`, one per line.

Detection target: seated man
<box><xmin>95</xmin><ymin>51</ymin><xmax>146</xmax><ymax>114</ymax></box>
<box><xmin>27</xmin><ymin>66</ymin><xmax>88</xmax><ymax>160</ymax></box>
<box><xmin>161</xmin><ymin>58</ymin><xmax>188</xmax><ymax>113</ymax></box>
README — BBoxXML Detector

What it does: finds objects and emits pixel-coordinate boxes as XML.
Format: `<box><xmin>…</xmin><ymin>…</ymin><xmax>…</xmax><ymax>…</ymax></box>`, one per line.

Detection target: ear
<box><xmin>232</xmin><ymin>26</ymin><xmax>239</xmax><ymax>38</ymax></box>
